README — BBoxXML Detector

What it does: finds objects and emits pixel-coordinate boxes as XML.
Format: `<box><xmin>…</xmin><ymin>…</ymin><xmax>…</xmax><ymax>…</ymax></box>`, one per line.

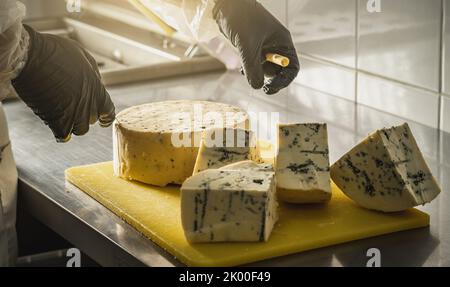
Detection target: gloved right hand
<box><xmin>12</xmin><ymin>25</ymin><xmax>115</xmax><ymax>142</ymax></box>
<box><xmin>213</xmin><ymin>0</ymin><xmax>300</xmax><ymax>95</ymax></box>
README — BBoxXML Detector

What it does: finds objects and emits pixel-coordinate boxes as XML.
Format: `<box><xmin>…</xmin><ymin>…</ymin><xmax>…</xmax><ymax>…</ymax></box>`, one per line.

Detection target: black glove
<box><xmin>213</xmin><ymin>0</ymin><xmax>300</xmax><ymax>95</ymax></box>
<box><xmin>12</xmin><ymin>25</ymin><xmax>115</xmax><ymax>142</ymax></box>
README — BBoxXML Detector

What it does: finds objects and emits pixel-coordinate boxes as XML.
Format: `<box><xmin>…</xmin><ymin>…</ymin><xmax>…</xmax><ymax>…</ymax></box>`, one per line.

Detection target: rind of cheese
<box><xmin>276</xmin><ymin>123</ymin><xmax>332</xmax><ymax>203</ymax></box>
<box><xmin>113</xmin><ymin>100</ymin><xmax>249</xmax><ymax>186</ymax></box>
<box><xmin>219</xmin><ymin>160</ymin><xmax>274</xmax><ymax>172</ymax></box>
<box><xmin>331</xmin><ymin>123</ymin><xmax>441</xmax><ymax>212</ymax></box>
<box><xmin>192</xmin><ymin>128</ymin><xmax>260</xmax><ymax>174</ymax></box>
<box><xmin>181</xmin><ymin>169</ymin><xmax>278</xmax><ymax>242</ymax></box>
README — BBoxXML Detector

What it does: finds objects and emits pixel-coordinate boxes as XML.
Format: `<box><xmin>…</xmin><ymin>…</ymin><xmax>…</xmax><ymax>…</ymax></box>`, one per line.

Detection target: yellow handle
<box><xmin>128</xmin><ymin>0</ymin><xmax>177</xmax><ymax>37</ymax></box>
<box><xmin>265</xmin><ymin>53</ymin><xmax>290</xmax><ymax>67</ymax></box>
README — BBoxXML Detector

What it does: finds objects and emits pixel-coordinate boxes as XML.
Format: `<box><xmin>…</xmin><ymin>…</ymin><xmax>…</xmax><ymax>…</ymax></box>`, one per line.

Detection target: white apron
<box><xmin>0</xmin><ymin>102</ymin><xmax>18</xmax><ymax>266</ymax></box>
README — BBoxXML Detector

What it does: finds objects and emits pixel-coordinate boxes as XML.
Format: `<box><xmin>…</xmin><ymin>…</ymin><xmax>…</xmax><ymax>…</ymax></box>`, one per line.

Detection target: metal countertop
<box><xmin>3</xmin><ymin>71</ymin><xmax>450</xmax><ymax>266</ymax></box>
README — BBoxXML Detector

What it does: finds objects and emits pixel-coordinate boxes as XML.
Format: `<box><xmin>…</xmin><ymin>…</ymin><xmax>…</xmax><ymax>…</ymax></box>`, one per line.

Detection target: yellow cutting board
<box><xmin>65</xmin><ymin>162</ymin><xmax>429</xmax><ymax>267</ymax></box>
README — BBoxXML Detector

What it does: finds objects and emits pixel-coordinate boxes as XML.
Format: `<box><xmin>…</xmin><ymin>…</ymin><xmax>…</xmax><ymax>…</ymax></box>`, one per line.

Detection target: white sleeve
<box><xmin>0</xmin><ymin>0</ymin><xmax>29</xmax><ymax>101</ymax></box>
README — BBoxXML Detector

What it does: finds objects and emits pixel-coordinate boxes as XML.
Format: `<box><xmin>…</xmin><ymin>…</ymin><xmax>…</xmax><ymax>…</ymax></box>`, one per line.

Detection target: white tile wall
<box><xmin>357</xmin><ymin>72</ymin><xmax>440</xmax><ymax>129</ymax></box>
<box><xmin>288</xmin><ymin>84</ymin><xmax>356</xmax><ymax>132</ymax></box>
<box><xmin>288</xmin><ymin>0</ymin><xmax>356</xmax><ymax>68</ymax></box>
<box><xmin>286</xmin><ymin>0</ymin><xmax>357</xmax><ymax>102</ymax></box>
<box><xmin>294</xmin><ymin>57</ymin><xmax>356</xmax><ymax>101</ymax></box>
<box><xmin>441</xmin><ymin>128</ymin><xmax>450</xmax><ymax>166</ymax></box>
<box><xmin>444</xmin><ymin>0</ymin><xmax>450</xmax><ymax>95</ymax></box>
<box><xmin>441</xmin><ymin>95</ymin><xmax>450</xmax><ymax>133</ymax></box>
<box><xmin>440</xmin><ymin>132</ymin><xmax>450</xmax><ymax>171</ymax></box>
<box><xmin>285</xmin><ymin>0</ymin><xmax>445</xmax><ymax>130</ymax></box>
<box><xmin>260</xmin><ymin>0</ymin><xmax>287</xmax><ymax>24</ymax></box>
<box><xmin>358</xmin><ymin>0</ymin><xmax>442</xmax><ymax>92</ymax></box>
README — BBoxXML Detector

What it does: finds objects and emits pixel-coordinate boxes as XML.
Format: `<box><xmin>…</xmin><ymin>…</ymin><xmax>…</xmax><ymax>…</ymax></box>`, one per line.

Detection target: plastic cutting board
<box><xmin>65</xmin><ymin>159</ymin><xmax>429</xmax><ymax>267</ymax></box>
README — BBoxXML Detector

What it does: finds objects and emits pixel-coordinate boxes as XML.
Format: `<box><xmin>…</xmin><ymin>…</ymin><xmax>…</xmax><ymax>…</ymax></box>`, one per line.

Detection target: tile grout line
<box><xmin>438</xmin><ymin>0</ymin><xmax>445</xmax><ymax>132</ymax></box>
<box><xmin>354</xmin><ymin>0</ymin><xmax>360</xmax><ymax>139</ymax></box>
<box><xmin>299</xmin><ymin>53</ymin><xmax>355</xmax><ymax>72</ymax></box>
<box><xmin>437</xmin><ymin>0</ymin><xmax>447</xmax><ymax>170</ymax></box>
<box><xmin>438</xmin><ymin>0</ymin><xmax>445</xmax><ymax>165</ymax></box>
<box><xmin>300</xmin><ymin>53</ymin><xmax>442</xmax><ymax>96</ymax></box>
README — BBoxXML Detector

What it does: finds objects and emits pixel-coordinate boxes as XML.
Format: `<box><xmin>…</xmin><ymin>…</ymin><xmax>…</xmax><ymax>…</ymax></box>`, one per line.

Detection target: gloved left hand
<box><xmin>12</xmin><ymin>25</ymin><xmax>115</xmax><ymax>142</ymax></box>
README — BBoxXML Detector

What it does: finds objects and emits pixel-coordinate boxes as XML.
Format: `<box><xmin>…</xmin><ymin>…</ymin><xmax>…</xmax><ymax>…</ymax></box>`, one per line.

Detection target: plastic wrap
<box><xmin>139</xmin><ymin>0</ymin><xmax>240</xmax><ymax>69</ymax></box>
<box><xmin>181</xmin><ymin>0</ymin><xmax>219</xmax><ymax>42</ymax></box>
<box><xmin>139</xmin><ymin>0</ymin><xmax>219</xmax><ymax>41</ymax></box>
<box><xmin>0</xmin><ymin>0</ymin><xmax>29</xmax><ymax>101</ymax></box>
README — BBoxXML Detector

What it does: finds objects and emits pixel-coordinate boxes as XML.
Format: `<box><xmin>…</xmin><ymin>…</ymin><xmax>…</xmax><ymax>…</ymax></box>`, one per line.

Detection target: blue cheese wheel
<box><xmin>113</xmin><ymin>100</ymin><xmax>249</xmax><ymax>186</ymax></box>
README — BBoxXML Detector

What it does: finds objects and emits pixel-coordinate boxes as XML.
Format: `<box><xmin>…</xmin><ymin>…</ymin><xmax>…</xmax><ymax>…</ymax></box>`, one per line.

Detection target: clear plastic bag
<box><xmin>139</xmin><ymin>0</ymin><xmax>240</xmax><ymax>69</ymax></box>
<box><xmin>181</xmin><ymin>0</ymin><xmax>219</xmax><ymax>42</ymax></box>
<box><xmin>139</xmin><ymin>0</ymin><xmax>219</xmax><ymax>41</ymax></box>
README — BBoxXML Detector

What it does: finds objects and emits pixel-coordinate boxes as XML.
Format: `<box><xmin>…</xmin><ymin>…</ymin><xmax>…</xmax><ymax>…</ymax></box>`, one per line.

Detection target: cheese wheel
<box><xmin>113</xmin><ymin>100</ymin><xmax>249</xmax><ymax>186</ymax></box>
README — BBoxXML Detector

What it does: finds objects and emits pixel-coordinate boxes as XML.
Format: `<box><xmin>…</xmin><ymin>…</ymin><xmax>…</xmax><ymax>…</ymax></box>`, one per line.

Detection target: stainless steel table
<box><xmin>3</xmin><ymin>71</ymin><xmax>449</xmax><ymax>266</ymax></box>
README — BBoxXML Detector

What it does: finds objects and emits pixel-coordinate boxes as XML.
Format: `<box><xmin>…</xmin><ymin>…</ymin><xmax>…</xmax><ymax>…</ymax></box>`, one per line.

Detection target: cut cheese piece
<box><xmin>219</xmin><ymin>160</ymin><xmax>273</xmax><ymax>172</ymax></box>
<box><xmin>193</xmin><ymin>128</ymin><xmax>259</xmax><ymax>174</ymax></box>
<box><xmin>181</xmin><ymin>169</ymin><xmax>278</xmax><ymax>242</ymax></box>
<box><xmin>276</xmin><ymin>123</ymin><xmax>331</xmax><ymax>203</ymax></box>
<box><xmin>331</xmin><ymin>123</ymin><xmax>441</xmax><ymax>212</ymax></box>
<box><xmin>113</xmin><ymin>100</ymin><xmax>249</xmax><ymax>186</ymax></box>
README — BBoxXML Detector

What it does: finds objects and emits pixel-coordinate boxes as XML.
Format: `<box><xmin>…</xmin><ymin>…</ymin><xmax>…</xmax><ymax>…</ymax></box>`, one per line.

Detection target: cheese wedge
<box><xmin>276</xmin><ymin>123</ymin><xmax>332</xmax><ymax>203</ymax></box>
<box><xmin>181</xmin><ymin>169</ymin><xmax>278</xmax><ymax>242</ymax></box>
<box><xmin>331</xmin><ymin>123</ymin><xmax>441</xmax><ymax>212</ymax></box>
<box><xmin>113</xmin><ymin>100</ymin><xmax>249</xmax><ymax>186</ymax></box>
<box><xmin>192</xmin><ymin>128</ymin><xmax>259</xmax><ymax>174</ymax></box>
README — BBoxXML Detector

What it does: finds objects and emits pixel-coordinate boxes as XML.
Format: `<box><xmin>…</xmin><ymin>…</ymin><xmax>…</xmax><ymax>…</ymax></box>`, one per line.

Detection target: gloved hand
<box><xmin>12</xmin><ymin>25</ymin><xmax>115</xmax><ymax>142</ymax></box>
<box><xmin>213</xmin><ymin>0</ymin><xmax>300</xmax><ymax>95</ymax></box>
